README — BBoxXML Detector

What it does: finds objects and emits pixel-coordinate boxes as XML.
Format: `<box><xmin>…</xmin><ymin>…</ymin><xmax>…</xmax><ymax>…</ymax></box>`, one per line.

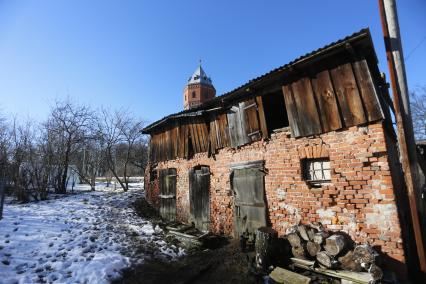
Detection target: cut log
<box><xmin>316</xmin><ymin>251</ymin><xmax>339</xmax><ymax>269</ymax></box>
<box><xmin>307</xmin><ymin>227</ymin><xmax>316</xmax><ymax>241</ymax></box>
<box><xmin>297</xmin><ymin>225</ymin><xmax>310</xmax><ymax>241</ymax></box>
<box><xmin>287</xmin><ymin>232</ymin><xmax>302</xmax><ymax>248</ymax></box>
<box><xmin>292</xmin><ymin>245</ymin><xmax>306</xmax><ymax>259</ymax></box>
<box><xmin>368</xmin><ymin>263</ymin><xmax>383</xmax><ymax>281</ymax></box>
<box><xmin>309</xmin><ymin>222</ymin><xmax>324</xmax><ymax>231</ymax></box>
<box><xmin>324</xmin><ymin>234</ymin><xmax>346</xmax><ymax>256</ymax></box>
<box><xmin>353</xmin><ymin>245</ymin><xmax>378</xmax><ymax>268</ymax></box>
<box><xmin>255</xmin><ymin>227</ymin><xmax>278</xmax><ymax>271</ymax></box>
<box><xmin>313</xmin><ymin>231</ymin><xmax>329</xmax><ymax>245</ymax></box>
<box><xmin>338</xmin><ymin>250</ymin><xmax>363</xmax><ymax>272</ymax></box>
<box><xmin>306</xmin><ymin>241</ymin><xmax>321</xmax><ymax>257</ymax></box>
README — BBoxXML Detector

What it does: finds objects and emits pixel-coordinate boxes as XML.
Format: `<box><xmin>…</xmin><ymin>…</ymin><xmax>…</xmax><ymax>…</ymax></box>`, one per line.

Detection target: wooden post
<box><xmin>378</xmin><ymin>0</ymin><xmax>426</xmax><ymax>275</ymax></box>
<box><xmin>255</xmin><ymin>227</ymin><xmax>278</xmax><ymax>271</ymax></box>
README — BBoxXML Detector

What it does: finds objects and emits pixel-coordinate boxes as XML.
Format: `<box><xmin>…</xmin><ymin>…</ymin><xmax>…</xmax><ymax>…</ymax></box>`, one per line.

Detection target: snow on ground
<box><xmin>0</xmin><ymin>182</ymin><xmax>184</xmax><ymax>284</ymax></box>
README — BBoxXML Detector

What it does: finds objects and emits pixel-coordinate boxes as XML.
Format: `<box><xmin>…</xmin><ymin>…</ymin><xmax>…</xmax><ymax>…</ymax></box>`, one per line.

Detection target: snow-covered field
<box><xmin>0</xmin><ymin>183</ymin><xmax>184</xmax><ymax>284</ymax></box>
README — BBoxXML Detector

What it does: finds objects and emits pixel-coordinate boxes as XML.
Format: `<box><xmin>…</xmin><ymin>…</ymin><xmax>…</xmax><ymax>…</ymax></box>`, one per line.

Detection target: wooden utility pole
<box><xmin>378</xmin><ymin>0</ymin><xmax>426</xmax><ymax>274</ymax></box>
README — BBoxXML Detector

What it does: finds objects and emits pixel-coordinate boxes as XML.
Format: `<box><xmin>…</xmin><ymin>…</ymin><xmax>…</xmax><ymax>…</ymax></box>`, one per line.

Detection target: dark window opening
<box><xmin>188</xmin><ymin>134</ymin><xmax>194</xmax><ymax>159</ymax></box>
<box><xmin>302</xmin><ymin>158</ymin><xmax>331</xmax><ymax>187</ymax></box>
<box><xmin>261</xmin><ymin>91</ymin><xmax>289</xmax><ymax>134</ymax></box>
<box><xmin>192</xmin><ymin>91</ymin><xmax>196</xmax><ymax>98</ymax></box>
<box><xmin>150</xmin><ymin>169</ymin><xmax>158</xmax><ymax>182</ymax></box>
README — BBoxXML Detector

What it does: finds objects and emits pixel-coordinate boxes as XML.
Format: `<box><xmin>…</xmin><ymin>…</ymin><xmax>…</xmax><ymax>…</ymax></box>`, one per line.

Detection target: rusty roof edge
<box><xmin>142</xmin><ymin>28</ymin><xmax>372</xmax><ymax>134</ymax></box>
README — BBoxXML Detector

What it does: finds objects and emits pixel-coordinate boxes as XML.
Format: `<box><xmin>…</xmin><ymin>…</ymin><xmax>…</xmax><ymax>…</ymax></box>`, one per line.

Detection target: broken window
<box><xmin>261</xmin><ymin>91</ymin><xmax>289</xmax><ymax>134</ymax></box>
<box><xmin>227</xmin><ymin>99</ymin><xmax>262</xmax><ymax>148</ymax></box>
<box><xmin>302</xmin><ymin>158</ymin><xmax>331</xmax><ymax>187</ymax></box>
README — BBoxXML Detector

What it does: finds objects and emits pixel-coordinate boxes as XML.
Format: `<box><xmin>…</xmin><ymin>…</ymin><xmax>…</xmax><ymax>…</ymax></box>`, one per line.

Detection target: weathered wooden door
<box><xmin>189</xmin><ymin>166</ymin><xmax>210</xmax><ymax>231</ymax></box>
<box><xmin>159</xmin><ymin>168</ymin><xmax>177</xmax><ymax>221</ymax></box>
<box><xmin>231</xmin><ymin>161</ymin><xmax>267</xmax><ymax>238</ymax></box>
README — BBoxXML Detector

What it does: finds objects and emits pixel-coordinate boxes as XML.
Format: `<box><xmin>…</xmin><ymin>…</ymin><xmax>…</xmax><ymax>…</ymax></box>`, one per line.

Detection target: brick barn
<box><xmin>142</xmin><ymin>29</ymin><xmax>420</xmax><ymax>278</ymax></box>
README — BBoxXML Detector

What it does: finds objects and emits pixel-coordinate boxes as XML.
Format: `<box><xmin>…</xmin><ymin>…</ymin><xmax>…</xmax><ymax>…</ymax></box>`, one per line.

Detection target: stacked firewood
<box><xmin>286</xmin><ymin>223</ymin><xmax>383</xmax><ymax>281</ymax></box>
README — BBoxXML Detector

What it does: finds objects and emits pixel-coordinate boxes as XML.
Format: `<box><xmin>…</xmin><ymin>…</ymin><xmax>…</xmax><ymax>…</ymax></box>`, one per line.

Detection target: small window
<box><xmin>192</xmin><ymin>91</ymin><xmax>196</xmax><ymax>98</ymax></box>
<box><xmin>303</xmin><ymin>158</ymin><xmax>331</xmax><ymax>186</ymax></box>
<box><xmin>262</xmin><ymin>91</ymin><xmax>289</xmax><ymax>134</ymax></box>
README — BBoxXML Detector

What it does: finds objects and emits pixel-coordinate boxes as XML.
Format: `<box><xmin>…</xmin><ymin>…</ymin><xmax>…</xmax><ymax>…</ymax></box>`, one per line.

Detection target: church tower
<box><xmin>183</xmin><ymin>63</ymin><xmax>216</xmax><ymax>110</ymax></box>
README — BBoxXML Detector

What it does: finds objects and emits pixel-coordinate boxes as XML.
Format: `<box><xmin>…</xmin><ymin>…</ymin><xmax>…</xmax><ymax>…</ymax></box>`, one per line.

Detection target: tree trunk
<box><xmin>255</xmin><ymin>227</ymin><xmax>278</xmax><ymax>271</ymax></box>
<box><xmin>324</xmin><ymin>234</ymin><xmax>346</xmax><ymax>256</ymax></box>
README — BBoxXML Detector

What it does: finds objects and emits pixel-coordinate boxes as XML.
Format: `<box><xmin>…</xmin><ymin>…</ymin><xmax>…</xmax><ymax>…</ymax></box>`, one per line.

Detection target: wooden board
<box><xmin>282</xmin><ymin>85</ymin><xmax>301</xmax><ymax>137</ymax></box>
<box><xmin>330</xmin><ymin>63</ymin><xmax>367</xmax><ymax>127</ymax></box>
<box><xmin>311</xmin><ymin>70</ymin><xmax>343</xmax><ymax>132</ymax></box>
<box><xmin>255</xmin><ymin>96</ymin><xmax>268</xmax><ymax>139</ymax></box>
<box><xmin>283</xmin><ymin>78</ymin><xmax>322</xmax><ymax>137</ymax></box>
<box><xmin>269</xmin><ymin>267</ymin><xmax>311</xmax><ymax>284</ymax></box>
<box><xmin>291</xmin><ymin>258</ymin><xmax>373</xmax><ymax>284</ymax></box>
<box><xmin>352</xmin><ymin>60</ymin><xmax>384</xmax><ymax>122</ymax></box>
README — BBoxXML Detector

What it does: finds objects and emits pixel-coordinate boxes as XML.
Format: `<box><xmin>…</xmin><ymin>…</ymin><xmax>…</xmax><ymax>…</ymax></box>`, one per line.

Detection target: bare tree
<box><xmin>411</xmin><ymin>86</ymin><xmax>426</xmax><ymax>140</ymax></box>
<box><xmin>98</xmin><ymin>108</ymin><xmax>145</xmax><ymax>191</ymax></box>
<box><xmin>45</xmin><ymin>99</ymin><xmax>95</xmax><ymax>193</ymax></box>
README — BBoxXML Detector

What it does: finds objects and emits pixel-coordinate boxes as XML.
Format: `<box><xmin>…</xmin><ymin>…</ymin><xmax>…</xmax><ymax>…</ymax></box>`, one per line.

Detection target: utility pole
<box><xmin>378</xmin><ymin>0</ymin><xmax>426</xmax><ymax>275</ymax></box>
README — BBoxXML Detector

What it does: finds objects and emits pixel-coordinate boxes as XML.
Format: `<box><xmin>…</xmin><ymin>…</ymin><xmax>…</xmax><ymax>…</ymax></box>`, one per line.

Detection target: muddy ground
<box><xmin>115</xmin><ymin>198</ymin><xmax>264</xmax><ymax>284</ymax></box>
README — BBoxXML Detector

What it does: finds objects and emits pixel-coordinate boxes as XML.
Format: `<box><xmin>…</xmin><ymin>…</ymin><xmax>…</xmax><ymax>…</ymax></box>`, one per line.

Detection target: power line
<box><xmin>405</xmin><ymin>35</ymin><xmax>426</xmax><ymax>62</ymax></box>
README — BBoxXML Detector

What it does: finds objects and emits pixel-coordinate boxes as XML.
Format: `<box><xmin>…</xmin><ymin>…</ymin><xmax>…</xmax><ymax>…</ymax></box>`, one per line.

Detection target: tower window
<box><xmin>192</xmin><ymin>91</ymin><xmax>196</xmax><ymax>98</ymax></box>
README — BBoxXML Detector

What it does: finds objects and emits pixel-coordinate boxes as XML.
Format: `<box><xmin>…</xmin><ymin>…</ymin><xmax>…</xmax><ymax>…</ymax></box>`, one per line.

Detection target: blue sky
<box><xmin>0</xmin><ymin>0</ymin><xmax>425</xmax><ymax>124</ymax></box>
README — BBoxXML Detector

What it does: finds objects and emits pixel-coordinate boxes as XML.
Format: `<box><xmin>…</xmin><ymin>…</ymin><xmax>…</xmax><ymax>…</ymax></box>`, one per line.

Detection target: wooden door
<box><xmin>159</xmin><ymin>168</ymin><xmax>177</xmax><ymax>221</ymax></box>
<box><xmin>231</xmin><ymin>163</ymin><xmax>266</xmax><ymax>238</ymax></box>
<box><xmin>189</xmin><ymin>166</ymin><xmax>210</xmax><ymax>231</ymax></box>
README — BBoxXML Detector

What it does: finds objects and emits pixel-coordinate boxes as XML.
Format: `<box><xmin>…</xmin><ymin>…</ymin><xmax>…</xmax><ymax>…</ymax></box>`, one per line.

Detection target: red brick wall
<box><xmin>145</xmin><ymin>121</ymin><xmax>407</xmax><ymax>275</ymax></box>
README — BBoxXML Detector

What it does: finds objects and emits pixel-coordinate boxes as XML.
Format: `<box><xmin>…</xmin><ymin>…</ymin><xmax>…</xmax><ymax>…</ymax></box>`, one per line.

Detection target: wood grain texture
<box><xmin>352</xmin><ymin>60</ymin><xmax>384</xmax><ymax>122</ymax></box>
<box><xmin>311</xmin><ymin>70</ymin><xmax>343</xmax><ymax>132</ymax></box>
<box><xmin>330</xmin><ymin>63</ymin><xmax>367</xmax><ymax>127</ymax></box>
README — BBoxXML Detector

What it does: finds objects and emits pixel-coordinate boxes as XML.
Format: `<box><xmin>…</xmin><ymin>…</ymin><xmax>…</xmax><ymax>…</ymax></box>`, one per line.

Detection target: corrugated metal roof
<box><xmin>143</xmin><ymin>28</ymin><xmax>375</xmax><ymax>134</ymax></box>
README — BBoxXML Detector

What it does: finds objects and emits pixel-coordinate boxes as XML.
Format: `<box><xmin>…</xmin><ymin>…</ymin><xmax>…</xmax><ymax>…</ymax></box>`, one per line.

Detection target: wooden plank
<box><xmin>200</xmin><ymin>122</ymin><xmax>209</xmax><ymax>152</ymax></box>
<box><xmin>183</xmin><ymin>124</ymin><xmax>189</xmax><ymax>158</ymax></box>
<box><xmin>291</xmin><ymin>258</ymin><xmax>373</xmax><ymax>284</ymax></box>
<box><xmin>290</xmin><ymin>78</ymin><xmax>322</xmax><ymax>136</ymax></box>
<box><xmin>330</xmin><ymin>63</ymin><xmax>367</xmax><ymax>127</ymax></box>
<box><xmin>219</xmin><ymin>114</ymin><xmax>229</xmax><ymax>147</ymax></box>
<box><xmin>243</xmin><ymin>99</ymin><xmax>261</xmax><ymax>142</ymax></box>
<box><xmin>269</xmin><ymin>267</ymin><xmax>310</xmax><ymax>284</ymax></box>
<box><xmin>227</xmin><ymin>107</ymin><xmax>241</xmax><ymax>148</ymax></box>
<box><xmin>282</xmin><ymin>85</ymin><xmax>301</xmax><ymax>137</ymax></box>
<box><xmin>255</xmin><ymin>96</ymin><xmax>268</xmax><ymax>139</ymax></box>
<box><xmin>209</xmin><ymin>119</ymin><xmax>217</xmax><ymax>152</ymax></box>
<box><xmin>189</xmin><ymin>122</ymin><xmax>200</xmax><ymax>153</ymax></box>
<box><xmin>352</xmin><ymin>60</ymin><xmax>384</xmax><ymax>122</ymax></box>
<box><xmin>311</xmin><ymin>70</ymin><xmax>343</xmax><ymax>132</ymax></box>
<box><xmin>237</xmin><ymin>102</ymin><xmax>251</xmax><ymax>145</ymax></box>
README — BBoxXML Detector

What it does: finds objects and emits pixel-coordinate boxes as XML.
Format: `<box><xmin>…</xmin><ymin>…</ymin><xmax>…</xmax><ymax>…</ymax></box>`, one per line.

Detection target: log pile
<box><xmin>285</xmin><ymin>223</ymin><xmax>383</xmax><ymax>282</ymax></box>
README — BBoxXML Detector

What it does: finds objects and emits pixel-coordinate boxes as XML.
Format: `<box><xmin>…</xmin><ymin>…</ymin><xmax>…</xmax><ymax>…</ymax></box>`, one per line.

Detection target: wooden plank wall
<box><xmin>282</xmin><ymin>59</ymin><xmax>384</xmax><ymax>138</ymax></box>
<box><xmin>149</xmin><ymin>59</ymin><xmax>384</xmax><ymax>162</ymax></box>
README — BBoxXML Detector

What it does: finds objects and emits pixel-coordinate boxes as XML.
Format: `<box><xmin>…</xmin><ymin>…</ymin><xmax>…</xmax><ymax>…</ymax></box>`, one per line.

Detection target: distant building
<box><xmin>183</xmin><ymin>64</ymin><xmax>216</xmax><ymax>110</ymax></box>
